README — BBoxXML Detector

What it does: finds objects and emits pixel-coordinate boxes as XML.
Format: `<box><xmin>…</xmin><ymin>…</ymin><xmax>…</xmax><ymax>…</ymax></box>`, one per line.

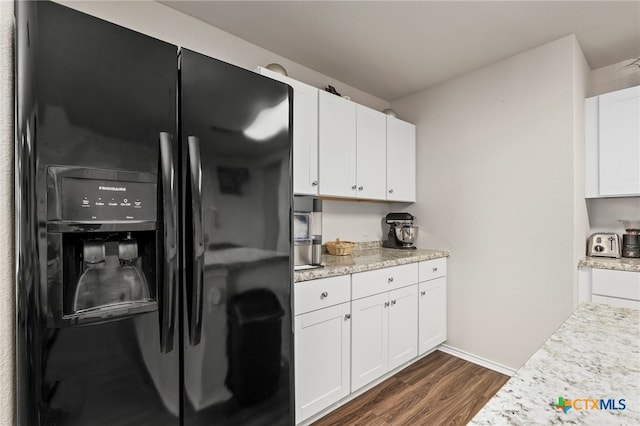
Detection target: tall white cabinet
<box><xmin>318</xmin><ymin>90</ymin><xmax>357</xmax><ymax>198</ymax></box>
<box><xmin>355</xmin><ymin>104</ymin><xmax>387</xmax><ymax>200</ymax></box>
<box><xmin>585</xmin><ymin>85</ymin><xmax>640</xmax><ymax>198</ymax></box>
<box><xmin>386</xmin><ymin>116</ymin><xmax>416</xmax><ymax>202</ymax></box>
<box><xmin>256</xmin><ymin>67</ymin><xmax>319</xmax><ymax>195</ymax></box>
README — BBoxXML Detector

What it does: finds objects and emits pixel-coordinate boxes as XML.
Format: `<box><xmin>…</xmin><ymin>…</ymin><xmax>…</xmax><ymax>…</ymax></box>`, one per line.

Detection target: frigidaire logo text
<box><xmin>98</xmin><ymin>186</ymin><xmax>127</xmax><ymax>192</ymax></box>
<box><xmin>554</xmin><ymin>396</ymin><xmax>626</xmax><ymax>413</ymax></box>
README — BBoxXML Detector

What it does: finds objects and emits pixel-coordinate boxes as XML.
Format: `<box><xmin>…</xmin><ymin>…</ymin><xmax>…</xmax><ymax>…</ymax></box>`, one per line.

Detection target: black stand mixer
<box><xmin>383</xmin><ymin>213</ymin><xmax>418</xmax><ymax>249</ymax></box>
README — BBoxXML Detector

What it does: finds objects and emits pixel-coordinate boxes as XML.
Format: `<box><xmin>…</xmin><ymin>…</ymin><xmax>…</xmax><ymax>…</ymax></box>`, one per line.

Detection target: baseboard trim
<box><xmin>437</xmin><ymin>344</ymin><xmax>517</xmax><ymax>377</ymax></box>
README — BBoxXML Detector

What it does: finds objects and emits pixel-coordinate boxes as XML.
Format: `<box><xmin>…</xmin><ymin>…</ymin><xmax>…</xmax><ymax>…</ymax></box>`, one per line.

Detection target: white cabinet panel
<box><xmin>599</xmin><ymin>86</ymin><xmax>640</xmax><ymax>196</ymax></box>
<box><xmin>591</xmin><ymin>294</ymin><xmax>640</xmax><ymax>310</ymax></box>
<box><xmin>592</xmin><ymin>269</ymin><xmax>640</xmax><ymax>301</ymax></box>
<box><xmin>256</xmin><ymin>67</ymin><xmax>319</xmax><ymax>195</ymax></box>
<box><xmin>356</xmin><ymin>105</ymin><xmax>387</xmax><ymax>200</ymax></box>
<box><xmin>386</xmin><ymin>116</ymin><xmax>416</xmax><ymax>202</ymax></box>
<box><xmin>295</xmin><ymin>302</ymin><xmax>351</xmax><ymax>423</ymax></box>
<box><xmin>350</xmin><ymin>293</ymin><xmax>389</xmax><ymax>392</ymax></box>
<box><xmin>318</xmin><ymin>90</ymin><xmax>357</xmax><ymax>198</ymax></box>
<box><xmin>585</xmin><ymin>85</ymin><xmax>640</xmax><ymax>198</ymax></box>
<box><xmin>388</xmin><ymin>285</ymin><xmax>418</xmax><ymax>370</ymax></box>
<box><xmin>351</xmin><ymin>263</ymin><xmax>419</xmax><ymax>300</ymax></box>
<box><xmin>418</xmin><ymin>258</ymin><xmax>447</xmax><ymax>282</ymax></box>
<box><xmin>295</xmin><ymin>274</ymin><xmax>351</xmax><ymax>315</ymax></box>
<box><xmin>418</xmin><ymin>277</ymin><xmax>447</xmax><ymax>355</ymax></box>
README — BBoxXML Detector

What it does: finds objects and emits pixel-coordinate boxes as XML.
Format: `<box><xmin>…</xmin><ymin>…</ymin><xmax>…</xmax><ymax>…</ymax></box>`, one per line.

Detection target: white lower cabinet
<box><xmin>295</xmin><ymin>258</ymin><xmax>447</xmax><ymax>423</ymax></box>
<box><xmin>294</xmin><ymin>276</ymin><xmax>351</xmax><ymax>423</ymax></box>
<box><xmin>418</xmin><ymin>259</ymin><xmax>447</xmax><ymax>355</ymax></box>
<box><xmin>351</xmin><ymin>282</ymin><xmax>418</xmax><ymax>392</ymax></box>
<box><xmin>418</xmin><ymin>277</ymin><xmax>447</xmax><ymax>354</ymax></box>
<box><xmin>591</xmin><ymin>268</ymin><xmax>640</xmax><ymax>309</ymax></box>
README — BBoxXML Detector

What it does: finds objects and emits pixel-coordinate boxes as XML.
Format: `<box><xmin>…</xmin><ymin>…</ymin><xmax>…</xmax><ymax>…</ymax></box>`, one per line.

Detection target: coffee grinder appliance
<box><xmin>620</xmin><ymin>220</ymin><xmax>640</xmax><ymax>258</ymax></box>
<box><xmin>383</xmin><ymin>213</ymin><xmax>419</xmax><ymax>249</ymax></box>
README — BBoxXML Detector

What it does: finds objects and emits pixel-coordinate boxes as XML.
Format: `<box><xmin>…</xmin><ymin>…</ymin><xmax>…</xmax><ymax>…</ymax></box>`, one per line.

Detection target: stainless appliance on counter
<box><xmin>587</xmin><ymin>233</ymin><xmax>622</xmax><ymax>258</ymax></box>
<box><xmin>383</xmin><ymin>212</ymin><xmax>418</xmax><ymax>249</ymax></box>
<box><xmin>16</xmin><ymin>2</ymin><xmax>293</xmax><ymax>424</ymax></box>
<box><xmin>294</xmin><ymin>196</ymin><xmax>323</xmax><ymax>270</ymax></box>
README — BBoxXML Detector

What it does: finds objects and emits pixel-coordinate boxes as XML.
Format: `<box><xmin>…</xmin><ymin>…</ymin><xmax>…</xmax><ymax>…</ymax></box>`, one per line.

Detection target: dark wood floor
<box><xmin>312</xmin><ymin>350</ymin><xmax>509</xmax><ymax>426</ymax></box>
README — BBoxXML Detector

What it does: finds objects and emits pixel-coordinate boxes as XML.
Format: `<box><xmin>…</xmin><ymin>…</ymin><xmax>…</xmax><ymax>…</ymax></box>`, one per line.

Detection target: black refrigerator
<box><xmin>15</xmin><ymin>2</ymin><xmax>293</xmax><ymax>425</ymax></box>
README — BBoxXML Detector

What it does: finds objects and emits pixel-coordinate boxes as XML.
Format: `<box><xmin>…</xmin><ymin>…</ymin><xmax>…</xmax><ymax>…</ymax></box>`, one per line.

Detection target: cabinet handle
<box><xmin>420</xmin><ymin>291</ymin><xmax>426</xmax><ymax>296</ymax></box>
<box><xmin>388</xmin><ymin>277</ymin><xmax>394</xmax><ymax>283</ymax></box>
<box><xmin>358</xmin><ymin>186</ymin><xmax>363</xmax><ymax>191</ymax></box>
<box><xmin>344</xmin><ymin>314</ymin><xmax>351</xmax><ymax>321</ymax></box>
<box><xmin>311</xmin><ymin>180</ymin><xmax>318</xmax><ymax>186</ymax></box>
<box><xmin>384</xmin><ymin>302</ymin><xmax>390</xmax><ymax>308</ymax></box>
<box><xmin>391</xmin><ymin>300</ymin><xmax>397</xmax><ymax>306</ymax></box>
<box><xmin>320</xmin><ymin>291</ymin><xmax>328</xmax><ymax>299</ymax></box>
<box><xmin>388</xmin><ymin>188</ymin><xmax>394</xmax><ymax>194</ymax></box>
<box><xmin>351</xmin><ymin>185</ymin><xmax>357</xmax><ymax>190</ymax></box>
<box><xmin>433</xmin><ymin>267</ymin><xmax>438</xmax><ymax>272</ymax></box>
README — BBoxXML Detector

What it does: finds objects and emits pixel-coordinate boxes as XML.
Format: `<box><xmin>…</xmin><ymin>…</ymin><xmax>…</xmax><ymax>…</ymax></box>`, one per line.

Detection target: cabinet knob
<box><xmin>388</xmin><ymin>188</ymin><xmax>394</xmax><ymax>194</ymax></box>
<box><xmin>384</xmin><ymin>302</ymin><xmax>390</xmax><ymax>308</ymax></box>
<box><xmin>320</xmin><ymin>291</ymin><xmax>328</xmax><ymax>299</ymax></box>
<box><xmin>420</xmin><ymin>291</ymin><xmax>426</xmax><ymax>296</ymax></box>
<box><xmin>433</xmin><ymin>267</ymin><xmax>438</xmax><ymax>272</ymax></box>
<box><xmin>344</xmin><ymin>314</ymin><xmax>351</xmax><ymax>321</ymax></box>
<box><xmin>358</xmin><ymin>186</ymin><xmax>364</xmax><ymax>191</ymax></box>
<box><xmin>311</xmin><ymin>180</ymin><xmax>318</xmax><ymax>186</ymax></box>
<box><xmin>351</xmin><ymin>185</ymin><xmax>357</xmax><ymax>190</ymax></box>
<box><xmin>391</xmin><ymin>300</ymin><xmax>397</xmax><ymax>306</ymax></box>
<box><xmin>388</xmin><ymin>277</ymin><xmax>394</xmax><ymax>283</ymax></box>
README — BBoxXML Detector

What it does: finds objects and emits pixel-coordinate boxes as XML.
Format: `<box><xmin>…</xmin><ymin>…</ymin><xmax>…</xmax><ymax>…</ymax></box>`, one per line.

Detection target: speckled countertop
<box><xmin>294</xmin><ymin>242</ymin><xmax>449</xmax><ymax>283</ymax></box>
<box><xmin>578</xmin><ymin>256</ymin><xmax>640</xmax><ymax>273</ymax></box>
<box><xmin>469</xmin><ymin>303</ymin><xmax>640</xmax><ymax>425</ymax></box>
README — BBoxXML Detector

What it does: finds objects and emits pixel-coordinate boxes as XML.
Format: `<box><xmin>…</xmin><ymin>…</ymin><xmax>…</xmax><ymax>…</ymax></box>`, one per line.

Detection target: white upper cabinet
<box><xmin>318</xmin><ymin>90</ymin><xmax>357</xmax><ymax>198</ymax></box>
<box><xmin>585</xmin><ymin>85</ymin><xmax>640</xmax><ymax>198</ymax></box>
<box><xmin>256</xmin><ymin>67</ymin><xmax>319</xmax><ymax>195</ymax></box>
<box><xmin>386</xmin><ymin>116</ymin><xmax>416</xmax><ymax>202</ymax></box>
<box><xmin>356</xmin><ymin>105</ymin><xmax>387</xmax><ymax>200</ymax></box>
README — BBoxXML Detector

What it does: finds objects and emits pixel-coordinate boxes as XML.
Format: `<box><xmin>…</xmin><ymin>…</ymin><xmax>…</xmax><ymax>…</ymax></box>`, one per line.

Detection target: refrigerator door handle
<box><xmin>187</xmin><ymin>136</ymin><xmax>204</xmax><ymax>346</ymax></box>
<box><xmin>159</xmin><ymin>132</ymin><xmax>178</xmax><ymax>353</ymax></box>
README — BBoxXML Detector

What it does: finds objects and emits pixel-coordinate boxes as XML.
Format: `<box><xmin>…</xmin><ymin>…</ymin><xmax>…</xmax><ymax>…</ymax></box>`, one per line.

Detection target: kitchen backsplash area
<box><xmin>322</xmin><ymin>199</ymin><xmax>411</xmax><ymax>243</ymax></box>
<box><xmin>587</xmin><ymin>197</ymin><xmax>640</xmax><ymax>234</ymax></box>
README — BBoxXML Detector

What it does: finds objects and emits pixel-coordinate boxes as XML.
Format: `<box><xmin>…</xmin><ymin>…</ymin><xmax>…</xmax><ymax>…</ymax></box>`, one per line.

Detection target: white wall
<box><xmin>0</xmin><ymin>2</ymin><xmax>14</xmax><ymax>424</ymax></box>
<box><xmin>391</xmin><ymin>36</ymin><xmax>586</xmax><ymax>370</ymax></box>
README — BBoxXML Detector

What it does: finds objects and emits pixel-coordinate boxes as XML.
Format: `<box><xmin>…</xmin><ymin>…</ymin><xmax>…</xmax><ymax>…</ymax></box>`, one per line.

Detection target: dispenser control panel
<box><xmin>61</xmin><ymin>177</ymin><xmax>156</xmax><ymax>221</ymax></box>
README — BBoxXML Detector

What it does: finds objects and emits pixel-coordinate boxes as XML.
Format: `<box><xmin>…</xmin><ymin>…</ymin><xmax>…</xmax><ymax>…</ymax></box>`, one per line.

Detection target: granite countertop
<box><xmin>578</xmin><ymin>256</ymin><xmax>640</xmax><ymax>273</ymax></box>
<box><xmin>469</xmin><ymin>303</ymin><xmax>640</xmax><ymax>425</ymax></box>
<box><xmin>294</xmin><ymin>242</ymin><xmax>449</xmax><ymax>283</ymax></box>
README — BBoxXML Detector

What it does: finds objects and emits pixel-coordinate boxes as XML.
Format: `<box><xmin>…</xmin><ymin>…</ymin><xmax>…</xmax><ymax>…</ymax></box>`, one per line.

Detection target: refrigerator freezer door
<box><xmin>180</xmin><ymin>49</ymin><xmax>293</xmax><ymax>425</ymax></box>
<box><xmin>15</xmin><ymin>2</ymin><xmax>179</xmax><ymax>424</ymax></box>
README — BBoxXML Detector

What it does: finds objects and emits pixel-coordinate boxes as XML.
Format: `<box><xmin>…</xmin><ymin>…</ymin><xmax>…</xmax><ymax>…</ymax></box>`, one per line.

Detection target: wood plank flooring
<box><xmin>312</xmin><ymin>350</ymin><xmax>509</xmax><ymax>426</ymax></box>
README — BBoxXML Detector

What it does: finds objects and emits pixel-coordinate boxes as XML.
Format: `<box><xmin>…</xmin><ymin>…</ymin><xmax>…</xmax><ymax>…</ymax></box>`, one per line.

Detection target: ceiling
<box><xmin>160</xmin><ymin>1</ymin><xmax>640</xmax><ymax>101</ymax></box>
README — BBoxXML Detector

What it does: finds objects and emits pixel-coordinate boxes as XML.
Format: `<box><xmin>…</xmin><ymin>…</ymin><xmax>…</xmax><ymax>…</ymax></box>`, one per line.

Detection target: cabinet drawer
<box><xmin>295</xmin><ymin>275</ymin><xmax>351</xmax><ymax>315</ymax></box>
<box><xmin>592</xmin><ymin>269</ymin><xmax>640</xmax><ymax>301</ymax></box>
<box><xmin>352</xmin><ymin>263</ymin><xmax>419</xmax><ymax>300</ymax></box>
<box><xmin>419</xmin><ymin>258</ymin><xmax>447</xmax><ymax>282</ymax></box>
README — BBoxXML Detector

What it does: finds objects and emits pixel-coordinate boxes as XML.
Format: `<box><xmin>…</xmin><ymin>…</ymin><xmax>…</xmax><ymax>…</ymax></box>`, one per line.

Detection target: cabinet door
<box><xmin>356</xmin><ymin>105</ymin><xmax>387</xmax><ymax>200</ymax></box>
<box><xmin>351</xmin><ymin>293</ymin><xmax>389</xmax><ymax>392</ymax></box>
<box><xmin>295</xmin><ymin>302</ymin><xmax>351</xmax><ymax>423</ymax></box>
<box><xmin>256</xmin><ymin>67</ymin><xmax>319</xmax><ymax>195</ymax></box>
<box><xmin>418</xmin><ymin>277</ymin><xmax>447</xmax><ymax>355</ymax></box>
<box><xmin>599</xmin><ymin>86</ymin><xmax>640</xmax><ymax>196</ymax></box>
<box><xmin>318</xmin><ymin>90</ymin><xmax>357</xmax><ymax>198</ymax></box>
<box><xmin>386</xmin><ymin>116</ymin><xmax>416</xmax><ymax>202</ymax></box>
<box><xmin>388</xmin><ymin>285</ymin><xmax>418</xmax><ymax>370</ymax></box>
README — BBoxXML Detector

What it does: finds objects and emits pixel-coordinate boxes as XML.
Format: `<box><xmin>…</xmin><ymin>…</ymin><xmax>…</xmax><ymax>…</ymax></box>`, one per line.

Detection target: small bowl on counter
<box><xmin>326</xmin><ymin>239</ymin><xmax>356</xmax><ymax>256</ymax></box>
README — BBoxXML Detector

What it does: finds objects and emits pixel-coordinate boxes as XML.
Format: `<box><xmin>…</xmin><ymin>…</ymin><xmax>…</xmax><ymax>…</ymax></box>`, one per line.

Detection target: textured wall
<box><xmin>391</xmin><ymin>36</ymin><xmax>584</xmax><ymax>370</ymax></box>
<box><xmin>0</xmin><ymin>1</ymin><xmax>15</xmax><ymax>423</ymax></box>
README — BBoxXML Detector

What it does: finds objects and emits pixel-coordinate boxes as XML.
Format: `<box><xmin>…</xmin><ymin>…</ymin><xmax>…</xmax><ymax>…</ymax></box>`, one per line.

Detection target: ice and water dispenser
<box><xmin>46</xmin><ymin>167</ymin><xmax>160</xmax><ymax>325</ymax></box>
